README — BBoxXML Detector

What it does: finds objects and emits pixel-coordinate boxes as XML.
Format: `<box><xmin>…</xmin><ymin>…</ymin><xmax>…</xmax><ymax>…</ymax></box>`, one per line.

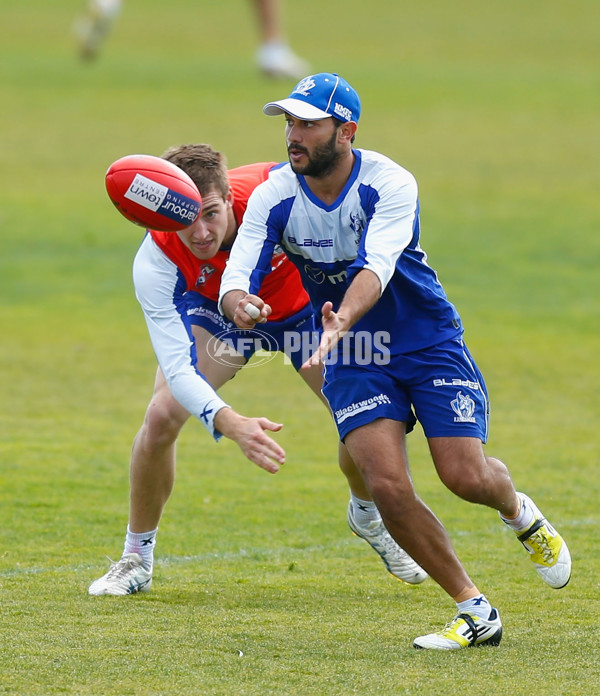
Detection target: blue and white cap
<box><xmin>263</xmin><ymin>73</ymin><xmax>361</xmax><ymax>123</ymax></box>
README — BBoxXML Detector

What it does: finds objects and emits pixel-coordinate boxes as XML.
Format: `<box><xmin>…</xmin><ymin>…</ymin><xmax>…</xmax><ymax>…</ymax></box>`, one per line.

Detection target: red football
<box><xmin>105</xmin><ymin>154</ymin><xmax>202</xmax><ymax>232</ymax></box>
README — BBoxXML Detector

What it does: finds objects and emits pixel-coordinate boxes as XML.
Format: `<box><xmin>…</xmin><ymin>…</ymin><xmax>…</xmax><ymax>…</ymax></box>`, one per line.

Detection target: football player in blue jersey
<box><xmin>89</xmin><ymin>143</ymin><xmax>426</xmax><ymax>598</ymax></box>
<box><xmin>220</xmin><ymin>72</ymin><xmax>572</xmax><ymax>650</ymax></box>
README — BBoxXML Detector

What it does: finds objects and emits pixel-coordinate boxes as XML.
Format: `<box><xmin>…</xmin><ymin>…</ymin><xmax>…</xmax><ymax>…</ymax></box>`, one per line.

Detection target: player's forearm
<box><xmin>213</xmin><ymin>407</ymin><xmax>239</xmax><ymax>439</ymax></box>
<box><xmin>336</xmin><ymin>268</ymin><xmax>382</xmax><ymax>330</ymax></box>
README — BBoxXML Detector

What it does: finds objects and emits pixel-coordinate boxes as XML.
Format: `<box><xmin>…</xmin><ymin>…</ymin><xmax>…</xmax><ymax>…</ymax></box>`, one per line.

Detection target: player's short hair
<box><xmin>161</xmin><ymin>144</ymin><xmax>229</xmax><ymax>199</ymax></box>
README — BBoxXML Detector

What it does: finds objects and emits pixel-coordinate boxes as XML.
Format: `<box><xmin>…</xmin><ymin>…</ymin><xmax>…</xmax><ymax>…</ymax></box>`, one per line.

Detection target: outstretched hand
<box><xmin>302</xmin><ymin>301</ymin><xmax>344</xmax><ymax>369</ymax></box>
<box><xmin>233</xmin><ymin>417</ymin><xmax>285</xmax><ymax>473</ymax></box>
<box><xmin>214</xmin><ymin>408</ymin><xmax>285</xmax><ymax>473</ymax></box>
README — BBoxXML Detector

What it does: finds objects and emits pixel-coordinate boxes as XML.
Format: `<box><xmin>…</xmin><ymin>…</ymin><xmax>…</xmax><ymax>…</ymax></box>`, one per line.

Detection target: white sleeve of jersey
<box><xmin>359</xmin><ymin>167</ymin><xmax>419</xmax><ymax>294</ymax></box>
<box><xmin>132</xmin><ymin>235</ymin><xmax>230</xmax><ymax>440</ymax></box>
<box><xmin>218</xmin><ymin>186</ymin><xmax>273</xmax><ymax>314</ymax></box>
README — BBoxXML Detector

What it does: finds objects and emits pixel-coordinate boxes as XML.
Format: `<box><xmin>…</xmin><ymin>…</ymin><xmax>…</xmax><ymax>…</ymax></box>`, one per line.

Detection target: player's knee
<box><xmin>142</xmin><ymin>398</ymin><xmax>185</xmax><ymax>444</ymax></box>
<box><xmin>440</xmin><ymin>464</ymin><xmax>487</xmax><ymax>502</ymax></box>
<box><xmin>369</xmin><ymin>474</ymin><xmax>415</xmax><ymax>509</ymax></box>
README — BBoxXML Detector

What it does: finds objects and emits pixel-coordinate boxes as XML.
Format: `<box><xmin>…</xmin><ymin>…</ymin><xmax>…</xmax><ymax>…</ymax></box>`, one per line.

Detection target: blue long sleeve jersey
<box><xmin>219</xmin><ymin>149</ymin><xmax>463</xmax><ymax>357</ymax></box>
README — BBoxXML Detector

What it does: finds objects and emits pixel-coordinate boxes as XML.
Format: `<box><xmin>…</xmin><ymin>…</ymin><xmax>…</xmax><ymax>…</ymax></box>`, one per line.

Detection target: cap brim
<box><xmin>263</xmin><ymin>98</ymin><xmax>331</xmax><ymax>120</ymax></box>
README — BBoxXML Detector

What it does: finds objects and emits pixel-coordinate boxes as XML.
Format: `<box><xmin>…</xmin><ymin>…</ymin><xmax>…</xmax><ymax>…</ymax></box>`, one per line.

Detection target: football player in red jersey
<box><xmin>89</xmin><ymin>143</ymin><xmax>426</xmax><ymax>596</ymax></box>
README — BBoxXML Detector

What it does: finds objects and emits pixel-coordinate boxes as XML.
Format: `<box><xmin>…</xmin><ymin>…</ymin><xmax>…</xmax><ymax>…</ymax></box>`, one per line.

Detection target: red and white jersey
<box><xmin>132</xmin><ymin>162</ymin><xmax>309</xmax><ymax>439</ymax></box>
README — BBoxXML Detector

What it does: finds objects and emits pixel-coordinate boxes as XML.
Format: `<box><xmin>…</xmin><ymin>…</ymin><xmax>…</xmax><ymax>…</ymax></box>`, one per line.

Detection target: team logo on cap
<box><xmin>293</xmin><ymin>77</ymin><xmax>316</xmax><ymax>96</ymax></box>
<box><xmin>334</xmin><ymin>103</ymin><xmax>353</xmax><ymax>121</ymax></box>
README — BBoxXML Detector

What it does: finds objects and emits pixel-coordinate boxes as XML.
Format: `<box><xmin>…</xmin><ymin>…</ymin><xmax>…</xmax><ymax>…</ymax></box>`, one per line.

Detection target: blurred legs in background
<box><xmin>73</xmin><ymin>0</ymin><xmax>309</xmax><ymax>78</ymax></box>
<box><xmin>251</xmin><ymin>0</ymin><xmax>310</xmax><ymax>78</ymax></box>
<box><xmin>74</xmin><ymin>0</ymin><xmax>122</xmax><ymax>61</ymax></box>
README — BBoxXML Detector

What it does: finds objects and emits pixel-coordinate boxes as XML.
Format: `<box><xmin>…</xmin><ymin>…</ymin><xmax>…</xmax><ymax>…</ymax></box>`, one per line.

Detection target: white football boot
<box><xmin>88</xmin><ymin>553</ymin><xmax>152</xmax><ymax>596</ymax></box>
<box><xmin>256</xmin><ymin>42</ymin><xmax>310</xmax><ymax>79</ymax></box>
<box><xmin>347</xmin><ymin>502</ymin><xmax>428</xmax><ymax>585</ymax></box>
<box><xmin>413</xmin><ymin>608</ymin><xmax>503</xmax><ymax>650</ymax></box>
<box><xmin>501</xmin><ymin>493</ymin><xmax>571</xmax><ymax>589</ymax></box>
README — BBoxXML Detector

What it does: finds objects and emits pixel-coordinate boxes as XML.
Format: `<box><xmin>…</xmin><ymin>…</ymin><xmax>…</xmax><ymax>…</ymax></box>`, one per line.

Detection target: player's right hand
<box><xmin>232</xmin><ymin>417</ymin><xmax>285</xmax><ymax>473</ymax></box>
<box><xmin>234</xmin><ymin>293</ymin><xmax>271</xmax><ymax>329</ymax></box>
<box><xmin>214</xmin><ymin>408</ymin><xmax>285</xmax><ymax>473</ymax></box>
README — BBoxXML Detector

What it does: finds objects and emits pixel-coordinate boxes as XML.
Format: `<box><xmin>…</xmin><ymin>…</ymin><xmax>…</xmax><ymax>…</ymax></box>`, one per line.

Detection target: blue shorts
<box><xmin>183</xmin><ymin>292</ymin><xmax>315</xmax><ymax>371</ymax></box>
<box><xmin>322</xmin><ymin>337</ymin><xmax>490</xmax><ymax>442</ymax></box>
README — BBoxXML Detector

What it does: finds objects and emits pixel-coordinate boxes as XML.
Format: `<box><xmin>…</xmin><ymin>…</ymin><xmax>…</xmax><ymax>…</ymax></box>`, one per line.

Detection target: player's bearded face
<box><xmin>287</xmin><ymin>127</ymin><xmax>341</xmax><ymax>178</ymax></box>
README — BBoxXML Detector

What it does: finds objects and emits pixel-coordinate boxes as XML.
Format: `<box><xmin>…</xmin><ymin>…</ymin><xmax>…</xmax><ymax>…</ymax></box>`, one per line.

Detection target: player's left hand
<box><xmin>302</xmin><ymin>301</ymin><xmax>344</xmax><ymax>368</ymax></box>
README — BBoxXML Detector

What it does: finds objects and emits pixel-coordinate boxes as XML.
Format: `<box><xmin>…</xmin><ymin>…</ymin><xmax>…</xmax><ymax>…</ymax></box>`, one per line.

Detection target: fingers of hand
<box><xmin>240</xmin><ymin>299</ymin><xmax>267</xmax><ymax>325</ymax></box>
<box><xmin>301</xmin><ymin>329</ymin><xmax>339</xmax><ymax>369</ymax></box>
<box><xmin>260</xmin><ymin>419</ymin><xmax>283</xmax><ymax>433</ymax></box>
<box><xmin>244</xmin><ymin>302</ymin><xmax>261</xmax><ymax>320</ymax></box>
<box><xmin>245</xmin><ymin>426</ymin><xmax>285</xmax><ymax>472</ymax></box>
<box><xmin>234</xmin><ymin>305</ymin><xmax>258</xmax><ymax>328</ymax></box>
<box><xmin>301</xmin><ymin>350</ymin><xmax>322</xmax><ymax>369</ymax></box>
<box><xmin>250</xmin><ymin>443</ymin><xmax>285</xmax><ymax>473</ymax></box>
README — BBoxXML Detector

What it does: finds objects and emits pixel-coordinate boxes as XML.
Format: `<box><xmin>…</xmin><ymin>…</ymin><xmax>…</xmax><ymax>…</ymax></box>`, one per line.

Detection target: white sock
<box><xmin>124</xmin><ymin>526</ymin><xmax>157</xmax><ymax>571</ymax></box>
<box><xmin>500</xmin><ymin>492</ymin><xmax>535</xmax><ymax>532</ymax></box>
<box><xmin>457</xmin><ymin>594</ymin><xmax>492</xmax><ymax>619</ymax></box>
<box><xmin>350</xmin><ymin>494</ymin><xmax>380</xmax><ymax>527</ymax></box>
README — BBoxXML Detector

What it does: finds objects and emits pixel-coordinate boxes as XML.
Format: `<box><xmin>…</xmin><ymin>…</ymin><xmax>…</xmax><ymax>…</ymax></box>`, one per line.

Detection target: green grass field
<box><xmin>1</xmin><ymin>1</ymin><xmax>599</xmax><ymax>693</ymax></box>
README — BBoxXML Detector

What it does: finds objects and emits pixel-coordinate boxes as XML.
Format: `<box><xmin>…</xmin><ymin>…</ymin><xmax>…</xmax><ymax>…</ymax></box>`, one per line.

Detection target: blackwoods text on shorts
<box><xmin>206</xmin><ymin>330</ymin><xmax>391</xmax><ymax>367</ymax></box>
